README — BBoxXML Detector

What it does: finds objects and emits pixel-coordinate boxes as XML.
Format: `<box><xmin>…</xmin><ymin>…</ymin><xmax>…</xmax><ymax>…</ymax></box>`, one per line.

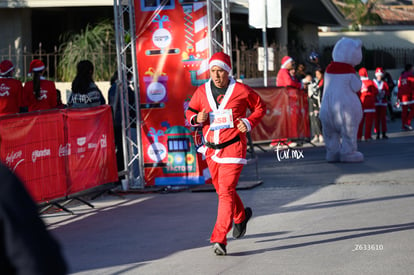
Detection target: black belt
<box><xmin>205</xmin><ymin>135</ymin><xmax>241</xmax><ymax>150</ymax></box>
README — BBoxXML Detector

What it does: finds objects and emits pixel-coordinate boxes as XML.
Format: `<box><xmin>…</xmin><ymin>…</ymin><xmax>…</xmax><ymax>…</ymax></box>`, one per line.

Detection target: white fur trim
<box><xmin>211</xmin><ymin>154</ymin><xmax>247</xmax><ymax>164</ymax></box>
<box><xmin>374</xmin><ymin>80</ymin><xmax>383</xmax><ymax>90</ymax></box>
<box><xmin>240</xmin><ymin>118</ymin><xmax>251</xmax><ymax>132</ymax></box>
<box><xmin>213</xmin><ymin>126</ymin><xmax>220</xmax><ymax>144</ymax></box>
<box><xmin>0</xmin><ymin>66</ymin><xmax>14</xmax><ymax>75</ymax></box>
<box><xmin>281</xmin><ymin>57</ymin><xmax>293</xmax><ymax>69</ymax></box>
<box><xmin>360</xmin><ymin>76</ymin><xmax>369</xmax><ymax>80</ymax></box>
<box><xmin>209</xmin><ymin>60</ymin><xmax>231</xmax><ymax>73</ymax></box>
<box><xmin>205</xmin><ymin>78</ymin><xmax>236</xmax><ymax>112</ymax></box>
<box><xmin>189</xmin><ymin>114</ymin><xmax>199</xmax><ymax>126</ymax></box>
<box><xmin>364</xmin><ymin>109</ymin><xmax>376</xmax><ymax>113</ymax></box>
<box><xmin>400</xmin><ymin>100</ymin><xmax>414</xmax><ymax>105</ymax></box>
<box><xmin>218</xmin><ymin>78</ymin><xmax>235</xmax><ymax>111</ymax></box>
<box><xmin>32</xmin><ymin>65</ymin><xmax>45</xmax><ymax>72</ymax></box>
<box><xmin>204</xmin><ymin>78</ymin><xmax>244</xmax><ymax>164</ymax></box>
<box><xmin>197</xmin><ymin>145</ymin><xmax>207</xmax><ymax>155</ymax></box>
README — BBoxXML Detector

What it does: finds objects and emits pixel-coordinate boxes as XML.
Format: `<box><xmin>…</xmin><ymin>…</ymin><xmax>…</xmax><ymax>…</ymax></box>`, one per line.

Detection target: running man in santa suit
<box><xmin>0</xmin><ymin>60</ymin><xmax>23</xmax><ymax>116</ymax></box>
<box><xmin>373</xmin><ymin>67</ymin><xmax>390</xmax><ymax>139</ymax></box>
<box><xmin>185</xmin><ymin>52</ymin><xmax>266</xmax><ymax>256</ymax></box>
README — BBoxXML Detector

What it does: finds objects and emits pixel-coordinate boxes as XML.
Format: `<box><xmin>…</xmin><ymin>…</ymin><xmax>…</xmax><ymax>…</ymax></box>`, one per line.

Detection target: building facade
<box><xmin>0</xmin><ymin>0</ymin><xmax>345</xmax><ymax>78</ymax></box>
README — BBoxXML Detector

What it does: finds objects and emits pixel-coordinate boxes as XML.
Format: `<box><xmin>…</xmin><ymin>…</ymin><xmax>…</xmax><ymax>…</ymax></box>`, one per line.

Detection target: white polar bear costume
<box><xmin>320</xmin><ymin>37</ymin><xmax>364</xmax><ymax>162</ymax></box>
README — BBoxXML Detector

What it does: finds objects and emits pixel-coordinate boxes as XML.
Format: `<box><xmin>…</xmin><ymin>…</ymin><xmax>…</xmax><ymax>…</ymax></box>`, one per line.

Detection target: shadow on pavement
<box><xmin>48</xmin><ymin>119</ymin><xmax>414</xmax><ymax>273</ymax></box>
<box><xmin>231</xmin><ymin>222</ymin><xmax>414</xmax><ymax>256</ymax></box>
<box><xmin>277</xmin><ymin>193</ymin><xmax>414</xmax><ymax>213</ymax></box>
<box><xmin>52</xmin><ymin>192</ymin><xmax>219</xmax><ymax>273</ymax></box>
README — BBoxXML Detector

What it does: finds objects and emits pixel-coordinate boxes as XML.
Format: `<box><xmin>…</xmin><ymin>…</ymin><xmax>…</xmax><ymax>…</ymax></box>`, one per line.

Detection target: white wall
<box><xmin>0</xmin><ymin>9</ymin><xmax>32</xmax><ymax>78</ymax></box>
<box><xmin>319</xmin><ymin>30</ymin><xmax>414</xmax><ymax>49</ymax></box>
<box><xmin>319</xmin><ymin>30</ymin><xmax>414</xmax><ymax>80</ymax></box>
<box><xmin>56</xmin><ymin>81</ymin><xmax>111</xmax><ymax>104</ymax></box>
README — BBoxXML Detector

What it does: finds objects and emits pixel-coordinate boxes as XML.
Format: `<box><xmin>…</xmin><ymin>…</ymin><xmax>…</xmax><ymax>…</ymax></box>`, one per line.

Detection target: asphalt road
<box><xmin>43</xmin><ymin>118</ymin><xmax>414</xmax><ymax>275</ymax></box>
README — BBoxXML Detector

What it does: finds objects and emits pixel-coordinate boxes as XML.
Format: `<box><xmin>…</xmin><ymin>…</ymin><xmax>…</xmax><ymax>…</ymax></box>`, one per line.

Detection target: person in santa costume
<box><xmin>22</xmin><ymin>59</ymin><xmax>58</xmax><ymax>112</ymax></box>
<box><xmin>185</xmin><ymin>52</ymin><xmax>266</xmax><ymax>256</ymax></box>
<box><xmin>276</xmin><ymin>56</ymin><xmax>302</xmax><ymax>89</ymax></box>
<box><xmin>0</xmin><ymin>60</ymin><xmax>23</xmax><ymax>116</ymax></box>
<box><xmin>357</xmin><ymin>67</ymin><xmax>378</xmax><ymax>141</ymax></box>
<box><xmin>397</xmin><ymin>64</ymin><xmax>414</xmax><ymax>131</ymax></box>
<box><xmin>272</xmin><ymin>56</ymin><xmax>302</xmax><ymax>148</ymax></box>
<box><xmin>373</xmin><ymin>67</ymin><xmax>390</xmax><ymax>139</ymax></box>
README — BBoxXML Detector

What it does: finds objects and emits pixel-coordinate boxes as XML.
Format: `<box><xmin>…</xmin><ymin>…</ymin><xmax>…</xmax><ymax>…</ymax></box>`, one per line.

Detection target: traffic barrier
<box><xmin>0</xmin><ymin>105</ymin><xmax>118</xmax><ymax>203</ymax></box>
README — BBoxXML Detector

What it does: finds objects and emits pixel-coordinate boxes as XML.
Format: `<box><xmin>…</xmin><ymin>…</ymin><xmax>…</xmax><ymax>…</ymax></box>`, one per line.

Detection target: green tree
<box><xmin>335</xmin><ymin>0</ymin><xmax>382</xmax><ymax>29</ymax></box>
<box><xmin>57</xmin><ymin>20</ymin><xmax>116</xmax><ymax>82</ymax></box>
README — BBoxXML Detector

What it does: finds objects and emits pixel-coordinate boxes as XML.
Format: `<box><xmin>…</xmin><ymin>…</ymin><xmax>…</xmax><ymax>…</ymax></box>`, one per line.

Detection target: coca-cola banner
<box><xmin>135</xmin><ymin>0</ymin><xmax>210</xmax><ymax>186</ymax></box>
<box><xmin>0</xmin><ymin>106</ymin><xmax>118</xmax><ymax>203</ymax></box>
<box><xmin>65</xmin><ymin>106</ymin><xmax>118</xmax><ymax>194</ymax></box>
<box><xmin>251</xmin><ymin>87</ymin><xmax>310</xmax><ymax>142</ymax></box>
<box><xmin>0</xmin><ymin>110</ymin><xmax>67</xmax><ymax>202</ymax></box>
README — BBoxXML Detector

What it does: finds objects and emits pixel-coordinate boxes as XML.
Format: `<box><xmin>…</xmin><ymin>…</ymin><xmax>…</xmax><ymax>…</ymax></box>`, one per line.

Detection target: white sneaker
<box><xmin>403</xmin><ymin>124</ymin><xmax>413</xmax><ymax>131</ymax></box>
<box><xmin>311</xmin><ymin>136</ymin><xmax>319</xmax><ymax>143</ymax></box>
<box><xmin>288</xmin><ymin>141</ymin><xmax>297</xmax><ymax>147</ymax></box>
<box><xmin>319</xmin><ymin>135</ymin><xmax>324</xmax><ymax>143</ymax></box>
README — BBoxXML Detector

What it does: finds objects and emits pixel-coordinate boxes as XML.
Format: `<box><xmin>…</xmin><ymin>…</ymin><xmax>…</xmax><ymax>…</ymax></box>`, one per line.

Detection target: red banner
<box><xmin>135</xmin><ymin>0</ymin><xmax>210</xmax><ymax>186</ymax></box>
<box><xmin>251</xmin><ymin>87</ymin><xmax>310</xmax><ymax>142</ymax></box>
<box><xmin>0</xmin><ymin>106</ymin><xmax>118</xmax><ymax>203</ymax></box>
<box><xmin>65</xmin><ymin>107</ymin><xmax>118</xmax><ymax>194</ymax></box>
<box><xmin>133</xmin><ymin>2</ymin><xmax>310</xmax><ymax>185</ymax></box>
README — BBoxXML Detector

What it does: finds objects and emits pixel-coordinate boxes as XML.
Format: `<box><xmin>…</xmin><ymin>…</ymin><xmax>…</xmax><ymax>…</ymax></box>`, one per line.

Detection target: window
<box><xmin>141</xmin><ymin>0</ymin><xmax>175</xmax><ymax>11</ymax></box>
<box><xmin>168</xmin><ymin>138</ymin><xmax>190</xmax><ymax>152</ymax></box>
<box><xmin>179</xmin><ymin>0</ymin><xmax>205</xmax><ymax>3</ymax></box>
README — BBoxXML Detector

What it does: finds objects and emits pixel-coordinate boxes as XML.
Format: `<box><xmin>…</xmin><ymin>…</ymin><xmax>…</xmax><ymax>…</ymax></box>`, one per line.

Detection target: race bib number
<box><xmin>210</xmin><ymin>109</ymin><xmax>234</xmax><ymax>131</ymax></box>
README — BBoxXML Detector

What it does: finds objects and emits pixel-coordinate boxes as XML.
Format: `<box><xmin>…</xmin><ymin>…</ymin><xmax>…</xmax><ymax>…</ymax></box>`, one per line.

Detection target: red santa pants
<box><xmin>358</xmin><ymin>111</ymin><xmax>375</xmax><ymax>140</ymax></box>
<box><xmin>401</xmin><ymin>104</ymin><xmax>414</xmax><ymax>127</ymax></box>
<box><xmin>207</xmin><ymin>159</ymin><xmax>246</xmax><ymax>245</ymax></box>
<box><xmin>400</xmin><ymin>93</ymin><xmax>414</xmax><ymax>127</ymax></box>
<box><xmin>375</xmin><ymin>105</ymin><xmax>387</xmax><ymax>134</ymax></box>
<box><xmin>288</xmin><ymin>90</ymin><xmax>299</xmax><ymax>138</ymax></box>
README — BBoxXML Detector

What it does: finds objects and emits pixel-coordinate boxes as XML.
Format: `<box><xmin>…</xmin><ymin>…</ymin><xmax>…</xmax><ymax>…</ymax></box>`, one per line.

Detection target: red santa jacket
<box><xmin>186</xmin><ymin>78</ymin><xmax>266</xmax><ymax>164</ymax></box>
<box><xmin>276</xmin><ymin>68</ymin><xmax>302</xmax><ymax>89</ymax></box>
<box><xmin>358</xmin><ymin>78</ymin><xmax>378</xmax><ymax>111</ymax></box>
<box><xmin>23</xmin><ymin>79</ymin><xmax>58</xmax><ymax>112</ymax></box>
<box><xmin>0</xmin><ymin>77</ymin><xmax>23</xmax><ymax>116</ymax></box>
<box><xmin>397</xmin><ymin>71</ymin><xmax>414</xmax><ymax>102</ymax></box>
<box><xmin>373</xmin><ymin>79</ymin><xmax>389</xmax><ymax>106</ymax></box>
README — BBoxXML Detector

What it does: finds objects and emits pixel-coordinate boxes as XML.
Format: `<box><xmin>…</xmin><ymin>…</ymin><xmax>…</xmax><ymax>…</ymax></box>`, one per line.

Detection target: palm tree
<box><xmin>57</xmin><ymin>20</ymin><xmax>116</xmax><ymax>82</ymax></box>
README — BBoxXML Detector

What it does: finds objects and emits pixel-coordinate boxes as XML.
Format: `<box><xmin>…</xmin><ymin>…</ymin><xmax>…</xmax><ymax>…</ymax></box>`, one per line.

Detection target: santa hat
<box><xmin>358</xmin><ymin>67</ymin><xmax>368</xmax><ymax>78</ymax></box>
<box><xmin>0</xmin><ymin>60</ymin><xmax>14</xmax><ymax>76</ymax></box>
<box><xmin>375</xmin><ymin>67</ymin><xmax>384</xmax><ymax>77</ymax></box>
<box><xmin>281</xmin><ymin>56</ymin><xmax>293</xmax><ymax>69</ymax></box>
<box><xmin>29</xmin><ymin>59</ymin><xmax>45</xmax><ymax>73</ymax></box>
<box><xmin>209</xmin><ymin>52</ymin><xmax>231</xmax><ymax>73</ymax></box>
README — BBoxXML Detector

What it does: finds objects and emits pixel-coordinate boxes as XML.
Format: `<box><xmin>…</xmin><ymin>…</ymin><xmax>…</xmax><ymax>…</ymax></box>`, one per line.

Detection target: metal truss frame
<box><xmin>206</xmin><ymin>0</ymin><xmax>232</xmax><ymax>59</ymax></box>
<box><xmin>113</xmin><ymin>0</ymin><xmax>232</xmax><ymax>189</ymax></box>
<box><xmin>113</xmin><ymin>0</ymin><xmax>143</xmax><ymax>188</ymax></box>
